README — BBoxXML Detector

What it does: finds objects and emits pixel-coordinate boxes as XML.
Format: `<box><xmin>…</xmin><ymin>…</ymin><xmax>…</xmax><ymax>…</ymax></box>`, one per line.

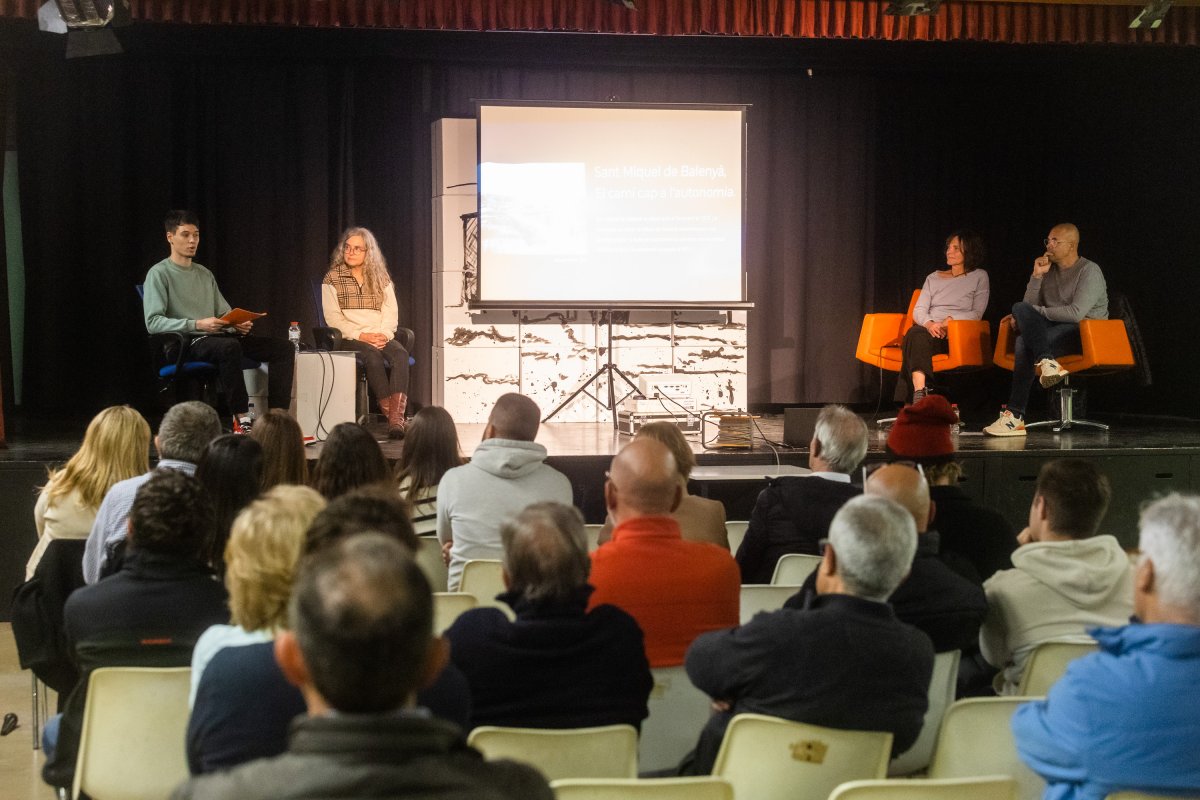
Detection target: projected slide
<box><xmin>478</xmin><ymin>102</ymin><xmax>745</xmax><ymax>305</ymax></box>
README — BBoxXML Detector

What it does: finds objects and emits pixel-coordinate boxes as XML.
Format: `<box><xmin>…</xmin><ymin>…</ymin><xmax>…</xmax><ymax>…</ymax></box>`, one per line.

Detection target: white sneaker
<box><xmin>1037</xmin><ymin>357</ymin><xmax>1069</xmax><ymax>388</ymax></box>
<box><xmin>983</xmin><ymin>409</ymin><xmax>1026</xmax><ymax>437</ymax></box>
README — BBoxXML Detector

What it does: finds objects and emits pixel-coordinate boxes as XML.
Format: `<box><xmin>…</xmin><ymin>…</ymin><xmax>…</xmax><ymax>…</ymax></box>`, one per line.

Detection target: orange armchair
<box><xmin>993</xmin><ymin>315</ymin><xmax>1135</xmax><ymax>431</ymax></box>
<box><xmin>855</xmin><ymin>290</ymin><xmax>992</xmax><ymax>374</ymax></box>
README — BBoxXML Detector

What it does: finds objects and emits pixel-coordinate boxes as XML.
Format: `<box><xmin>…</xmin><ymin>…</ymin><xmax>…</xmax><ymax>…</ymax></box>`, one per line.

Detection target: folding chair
<box><xmin>468</xmin><ymin>724</ymin><xmax>638</xmax><ymax>780</ymax></box>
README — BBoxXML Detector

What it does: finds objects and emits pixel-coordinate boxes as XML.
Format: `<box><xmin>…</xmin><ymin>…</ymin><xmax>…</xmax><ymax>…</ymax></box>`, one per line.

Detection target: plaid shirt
<box><xmin>323</xmin><ymin>267</ymin><xmax>383</xmax><ymax>311</ymax></box>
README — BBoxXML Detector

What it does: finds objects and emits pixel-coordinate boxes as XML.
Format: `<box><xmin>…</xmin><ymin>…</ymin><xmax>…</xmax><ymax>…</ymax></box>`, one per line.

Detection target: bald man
<box><xmin>588</xmin><ymin>439</ymin><xmax>740</xmax><ymax>667</ymax></box>
<box><xmin>985</xmin><ymin>223</ymin><xmax>1109</xmax><ymax>436</ymax></box>
<box><xmin>436</xmin><ymin>393</ymin><xmax>572</xmax><ymax>590</ymax></box>
<box><xmin>786</xmin><ymin>463</ymin><xmax>987</xmax><ymax>652</ymax></box>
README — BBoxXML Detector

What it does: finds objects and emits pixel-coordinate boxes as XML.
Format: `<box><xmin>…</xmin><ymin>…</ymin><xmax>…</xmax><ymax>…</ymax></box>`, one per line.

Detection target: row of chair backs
<box><xmin>888</xmin><ymin>649</ymin><xmax>961</xmax><ymax>776</ymax></box>
<box><xmin>552</xmin><ymin>777</ymin><xmax>734</xmax><ymax>799</ymax></box>
<box><xmin>771</xmin><ymin>553</ymin><xmax>823</xmax><ymax>585</ymax></box>
<box><xmin>1017</xmin><ymin>639</ymin><xmax>1098</xmax><ymax>696</ymax></box>
<box><xmin>928</xmin><ymin>696</ymin><xmax>1045</xmax><ymax>800</ymax></box>
<box><xmin>468</xmin><ymin>724</ymin><xmax>638</xmax><ymax>781</ymax></box>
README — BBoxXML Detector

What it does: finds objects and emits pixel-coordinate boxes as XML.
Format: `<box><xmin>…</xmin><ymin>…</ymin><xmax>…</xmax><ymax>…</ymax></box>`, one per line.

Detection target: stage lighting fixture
<box><xmin>1129</xmin><ymin>0</ymin><xmax>1173</xmax><ymax>29</ymax></box>
<box><xmin>884</xmin><ymin>0</ymin><xmax>942</xmax><ymax>15</ymax></box>
<box><xmin>39</xmin><ymin>0</ymin><xmax>130</xmax><ymax>57</ymax></box>
<box><xmin>610</xmin><ymin>0</ymin><xmax>637</xmax><ymax>9</ymax></box>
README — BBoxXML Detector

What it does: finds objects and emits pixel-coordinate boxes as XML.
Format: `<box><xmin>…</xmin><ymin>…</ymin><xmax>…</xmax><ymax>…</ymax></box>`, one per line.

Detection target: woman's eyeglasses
<box><xmin>343</xmin><ymin>244</ymin><xmax>367</xmax><ymax>255</ymax></box>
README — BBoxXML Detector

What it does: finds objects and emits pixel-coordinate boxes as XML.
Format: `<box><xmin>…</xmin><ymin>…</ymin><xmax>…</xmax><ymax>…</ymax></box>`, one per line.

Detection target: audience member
<box><xmin>27</xmin><ymin>405</ymin><xmax>150</xmax><ymax>579</ymax></box>
<box><xmin>446</xmin><ymin>502</ymin><xmax>652</xmax><ymax>730</ymax></box>
<box><xmin>981</xmin><ymin>459</ymin><xmax>1132</xmax><ymax>694</ymax></box>
<box><xmin>251</xmin><ymin>410</ymin><xmax>308</xmax><ymax>489</ymax></box>
<box><xmin>310</xmin><ymin>422</ymin><xmax>391</xmax><ymax>500</ymax></box>
<box><xmin>44</xmin><ymin>470</ymin><xmax>229</xmax><ymax>790</ymax></box>
<box><xmin>886</xmin><ymin>395</ymin><xmax>1016</xmax><ymax>582</ymax></box>
<box><xmin>1013</xmin><ymin>493</ymin><xmax>1200</xmax><ymax>800</ymax></box>
<box><xmin>437</xmin><ymin>393</ymin><xmax>572</xmax><ymax>590</ymax></box>
<box><xmin>685</xmin><ymin>495</ymin><xmax>934</xmax><ymax>774</ymax></box>
<box><xmin>736</xmin><ymin>404</ymin><xmax>866</xmax><ymax>583</ymax></box>
<box><xmin>173</xmin><ymin>534</ymin><xmax>553</xmax><ymax>800</ymax></box>
<box><xmin>395</xmin><ymin>406</ymin><xmax>465</xmax><ymax>535</ymax></box>
<box><xmin>195</xmin><ymin>434</ymin><xmax>265</xmax><ymax>575</ymax></box>
<box><xmin>186</xmin><ymin>486</ymin><xmax>326</xmax><ymax>774</ymax></box>
<box><xmin>597</xmin><ymin>421</ymin><xmax>727</xmax><ymax>548</ymax></box>
<box><xmin>82</xmin><ymin>400</ymin><xmax>222</xmax><ymax>583</ymax></box>
<box><xmin>589</xmin><ymin>438</ymin><xmax>739</xmax><ymax>667</ymax></box>
<box><xmin>304</xmin><ymin>485</ymin><xmax>418</xmax><ymax>555</ymax></box>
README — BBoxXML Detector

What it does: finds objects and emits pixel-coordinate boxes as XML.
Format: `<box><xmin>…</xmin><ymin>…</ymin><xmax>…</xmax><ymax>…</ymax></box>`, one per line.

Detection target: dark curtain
<box><xmin>0</xmin><ymin>65</ymin><xmax>11</xmax><ymax>411</ymax></box>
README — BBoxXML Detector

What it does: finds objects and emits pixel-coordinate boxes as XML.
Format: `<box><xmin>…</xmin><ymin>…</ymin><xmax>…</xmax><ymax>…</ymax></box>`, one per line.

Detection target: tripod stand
<box><xmin>543</xmin><ymin>310</ymin><xmax>642</xmax><ymax>429</ymax></box>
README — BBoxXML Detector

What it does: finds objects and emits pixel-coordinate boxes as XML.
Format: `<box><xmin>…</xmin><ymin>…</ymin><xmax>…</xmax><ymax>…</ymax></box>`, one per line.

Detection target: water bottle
<box><xmin>288</xmin><ymin>320</ymin><xmax>301</xmax><ymax>352</ymax></box>
<box><xmin>247</xmin><ymin>401</ymin><xmax>257</xmax><ymax>425</ymax></box>
<box><xmin>950</xmin><ymin>403</ymin><xmax>961</xmax><ymax>436</ymax></box>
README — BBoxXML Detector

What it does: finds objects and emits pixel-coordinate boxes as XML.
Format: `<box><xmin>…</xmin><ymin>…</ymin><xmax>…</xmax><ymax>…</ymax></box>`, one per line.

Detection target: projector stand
<box><xmin>543</xmin><ymin>310</ymin><xmax>641</xmax><ymax>429</ymax></box>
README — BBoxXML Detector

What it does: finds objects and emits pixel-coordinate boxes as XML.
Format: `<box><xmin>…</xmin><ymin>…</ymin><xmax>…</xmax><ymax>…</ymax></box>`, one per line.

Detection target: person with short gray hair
<box><xmin>1013</xmin><ymin>493</ymin><xmax>1200</xmax><ymax>800</ymax></box>
<box><xmin>445</xmin><ymin>502</ymin><xmax>652</xmax><ymax>731</ymax></box>
<box><xmin>685</xmin><ymin>494</ymin><xmax>933</xmax><ymax>775</ymax></box>
<box><xmin>736</xmin><ymin>404</ymin><xmax>868</xmax><ymax>583</ymax></box>
<box><xmin>82</xmin><ymin>401</ymin><xmax>222</xmax><ymax>583</ymax></box>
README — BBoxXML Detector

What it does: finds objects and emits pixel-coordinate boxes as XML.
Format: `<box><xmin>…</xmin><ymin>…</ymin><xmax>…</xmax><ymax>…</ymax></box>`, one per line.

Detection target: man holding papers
<box><xmin>143</xmin><ymin>210</ymin><xmax>295</xmax><ymax>432</ymax></box>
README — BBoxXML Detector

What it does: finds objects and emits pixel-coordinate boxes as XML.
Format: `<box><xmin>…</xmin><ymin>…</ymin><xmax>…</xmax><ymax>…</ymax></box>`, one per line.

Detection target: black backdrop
<box><xmin>0</xmin><ymin>24</ymin><xmax>1197</xmax><ymax>420</ymax></box>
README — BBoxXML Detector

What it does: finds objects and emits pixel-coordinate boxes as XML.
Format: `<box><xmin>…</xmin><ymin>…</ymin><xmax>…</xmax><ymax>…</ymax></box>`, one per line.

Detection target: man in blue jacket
<box><xmin>1012</xmin><ymin>492</ymin><xmax>1200</xmax><ymax>800</ymax></box>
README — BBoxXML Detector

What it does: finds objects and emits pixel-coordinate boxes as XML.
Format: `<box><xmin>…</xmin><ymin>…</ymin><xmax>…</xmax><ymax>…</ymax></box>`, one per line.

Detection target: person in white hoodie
<box><xmin>980</xmin><ymin>458</ymin><xmax>1133</xmax><ymax>694</ymax></box>
<box><xmin>436</xmin><ymin>393</ymin><xmax>573</xmax><ymax>590</ymax></box>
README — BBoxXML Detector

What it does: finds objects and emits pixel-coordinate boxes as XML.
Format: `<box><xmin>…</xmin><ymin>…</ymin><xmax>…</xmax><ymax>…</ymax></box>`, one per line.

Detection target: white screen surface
<box><xmin>477</xmin><ymin>103</ymin><xmax>745</xmax><ymax>306</ymax></box>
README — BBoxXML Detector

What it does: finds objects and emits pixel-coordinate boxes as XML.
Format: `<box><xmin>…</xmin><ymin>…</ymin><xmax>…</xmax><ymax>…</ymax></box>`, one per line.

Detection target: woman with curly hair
<box><xmin>321</xmin><ymin>227</ymin><xmax>410</xmax><ymax>438</ymax></box>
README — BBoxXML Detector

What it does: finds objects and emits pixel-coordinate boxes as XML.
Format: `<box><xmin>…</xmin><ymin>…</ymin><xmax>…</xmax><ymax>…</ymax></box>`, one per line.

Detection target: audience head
<box><xmin>252</xmin><ymin>410</ymin><xmax>309</xmax><ymax>489</ymax></box>
<box><xmin>278</xmin><ymin>533</ymin><xmax>443</xmax><ymax>714</ymax></box>
<box><xmin>196</xmin><ymin>434</ymin><xmax>265</xmax><ymax>572</ymax></box>
<box><xmin>305</xmin><ymin>485</ymin><xmax>417</xmax><ymax>555</ymax></box>
<box><xmin>885</xmin><ymin>395</ymin><xmax>957</xmax><ymax>469</ymax></box>
<box><xmin>811</xmin><ymin>405</ymin><xmax>869</xmax><ymax>474</ymax></box>
<box><xmin>1030</xmin><ymin>458</ymin><xmax>1111</xmax><ymax>541</ymax></box>
<box><xmin>822</xmin><ymin>495</ymin><xmax>918</xmax><ymax>602</ymax></box>
<box><xmin>49</xmin><ymin>405</ymin><xmax>151</xmax><ymax>510</ymax></box>
<box><xmin>501</xmin><ymin>502</ymin><xmax>590</xmax><ymax>606</ymax></box>
<box><xmin>945</xmin><ymin>229</ymin><xmax>986</xmax><ymax>272</ymax></box>
<box><xmin>128</xmin><ymin>469</ymin><xmax>214</xmax><ymax>563</ymax></box>
<box><xmin>865</xmin><ymin>462</ymin><xmax>933</xmax><ymax>534</ymax></box>
<box><xmin>1136</xmin><ymin>493</ymin><xmax>1200</xmax><ymax>625</ymax></box>
<box><xmin>225</xmin><ymin>485</ymin><xmax>327</xmax><ymax>632</ymax></box>
<box><xmin>395</xmin><ymin>406</ymin><xmax>464</xmax><ymax>500</ymax></box>
<box><xmin>605</xmin><ymin>438</ymin><xmax>682</xmax><ymax>523</ymax></box>
<box><xmin>311</xmin><ymin>422</ymin><xmax>391</xmax><ymax>500</ymax></box>
<box><xmin>635</xmin><ymin>421</ymin><xmax>696</xmax><ymax>482</ymax></box>
<box><xmin>157</xmin><ymin>400</ymin><xmax>222</xmax><ymax>464</ymax></box>
<box><xmin>485</xmin><ymin>393</ymin><xmax>541</xmax><ymax>442</ymax></box>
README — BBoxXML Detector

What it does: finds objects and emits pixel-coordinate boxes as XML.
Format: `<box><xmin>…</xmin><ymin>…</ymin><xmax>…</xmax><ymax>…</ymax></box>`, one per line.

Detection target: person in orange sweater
<box><xmin>589</xmin><ymin>438</ymin><xmax>740</xmax><ymax>667</ymax></box>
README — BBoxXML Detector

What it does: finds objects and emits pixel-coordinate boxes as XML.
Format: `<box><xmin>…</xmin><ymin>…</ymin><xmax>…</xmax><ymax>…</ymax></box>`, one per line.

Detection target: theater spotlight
<box><xmin>609</xmin><ymin>0</ymin><xmax>637</xmax><ymax>9</ymax></box>
<box><xmin>1129</xmin><ymin>0</ymin><xmax>1173</xmax><ymax>28</ymax></box>
<box><xmin>38</xmin><ymin>0</ymin><xmax>131</xmax><ymax>58</ymax></box>
<box><xmin>884</xmin><ymin>0</ymin><xmax>942</xmax><ymax>15</ymax></box>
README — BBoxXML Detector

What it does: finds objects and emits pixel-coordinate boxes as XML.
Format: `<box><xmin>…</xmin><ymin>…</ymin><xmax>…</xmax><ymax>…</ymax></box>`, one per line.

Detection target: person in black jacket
<box><xmin>735</xmin><ymin>405</ymin><xmax>867</xmax><ymax>583</ymax></box>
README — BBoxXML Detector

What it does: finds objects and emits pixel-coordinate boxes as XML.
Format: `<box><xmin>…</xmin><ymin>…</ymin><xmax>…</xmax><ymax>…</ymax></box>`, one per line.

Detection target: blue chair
<box><xmin>309</xmin><ymin>280</ymin><xmax>415</xmax><ymax>417</ymax></box>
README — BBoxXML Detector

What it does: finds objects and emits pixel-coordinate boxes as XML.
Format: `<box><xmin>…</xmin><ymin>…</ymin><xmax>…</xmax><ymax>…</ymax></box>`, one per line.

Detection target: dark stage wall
<box><xmin>0</xmin><ymin>26</ymin><xmax>1196</xmax><ymax>421</ymax></box>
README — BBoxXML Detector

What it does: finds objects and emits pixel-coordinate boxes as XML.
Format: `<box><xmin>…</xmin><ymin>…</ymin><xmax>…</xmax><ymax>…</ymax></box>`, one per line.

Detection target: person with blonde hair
<box><xmin>26</xmin><ymin>405</ymin><xmax>151</xmax><ymax>579</ymax></box>
<box><xmin>597</xmin><ymin>421</ymin><xmax>727</xmax><ymax>548</ymax></box>
<box><xmin>321</xmin><ymin>226</ymin><xmax>411</xmax><ymax>438</ymax></box>
<box><xmin>186</xmin><ymin>485</ymin><xmax>326</xmax><ymax>773</ymax></box>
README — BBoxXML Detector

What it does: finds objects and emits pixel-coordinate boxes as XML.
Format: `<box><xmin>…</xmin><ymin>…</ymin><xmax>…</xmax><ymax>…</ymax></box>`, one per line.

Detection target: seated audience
<box><xmin>172</xmin><ymin>534</ymin><xmax>553</xmax><ymax>800</ymax></box>
<box><xmin>189</xmin><ymin>486</ymin><xmax>471</xmax><ymax>774</ymax></box>
<box><xmin>195</xmin><ymin>434</ymin><xmax>265</xmax><ymax>575</ymax></box>
<box><xmin>589</xmin><ymin>438</ymin><xmax>739</xmax><ymax>667</ymax></box>
<box><xmin>446</xmin><ymin>502</ymin><xmax>652</xmax><ymax>730</ymax></box>
<box><xmin>885</xmin><ymin>395</ymin><xmax>1016</xmax><ymax>583</ymax></box>
<box><xmin>82</xmin><ymin>400</ymin><xmax>221</xmax><ymax>583</ymax></box>
<box><xmin>310</xmin><ymin>421</ymin><xmax>391</xmax><ymax>500</ymax></box>
<box><xmin>735</xmin><ymin>404</ymin><xmax>866</xmax><ymax>583</ymax></box>
<box><xmin>395</xmin><ymin>406</ymin><xmax>465</xmax><ymax>535</ymax></box>
<box><xmin>44</xmin><ymin>470</ymin><xmax>229</xmax><ymax>790</ymax></box>
<box><xmin>437</xmin><ymin>393</ymin><xmax>572</xmax><ymax>590</ymax></box>
<box><xmin>597</xmin><ymin>421</ymin><xmax>727</xmax><ymax>548</ymax></box>
<box><xmin>785</xmin><ymin>462</ymin><xmax>988</xmax><ymax>653</ymax></box>
<box><xmin>685</xmin><ymin>495</ymin><xmax>934</xmax><ymax>775</ymax></box>
<box><xmin>251</xmin><ymin>409</ymin><xmax>308</xmax><ymax>489</ymax></box>
<box><xmin>27</xmin><ymin>405</ymin><xmax>150</xmax><ymax>579</ymax></box>
<box><xmin>981</xmin><ymin>458</ymin><xmax>1132</xmax><ymax>694</ymax></box>
<box><xmin>186</xmin><ymin>485</ymin><xmax>326</xmax><ymax>774</ymax></box>
<box><xmin>1013</xmin><ymin>493</ymin><xmax>1200</xmax><ymax>800</ymax></box>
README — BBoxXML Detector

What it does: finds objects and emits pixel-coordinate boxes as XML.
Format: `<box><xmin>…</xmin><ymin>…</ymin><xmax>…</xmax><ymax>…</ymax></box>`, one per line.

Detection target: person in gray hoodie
<box><xmin>436</xmin><ymin>393</ymin><xmax>573</xmax><ymax>590</ymax></box>
<box><xmin>980</xmin><ymin>459</ymin><xmax>1133</xmax><ymax>694</ymax></box>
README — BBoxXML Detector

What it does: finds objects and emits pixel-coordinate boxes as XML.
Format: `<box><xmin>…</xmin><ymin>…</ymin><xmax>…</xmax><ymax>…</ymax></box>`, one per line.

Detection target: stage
<box><xmin>3</xmin><ymin>411</ymin><xmax>1200</xmax><ymax>620</ymax></box>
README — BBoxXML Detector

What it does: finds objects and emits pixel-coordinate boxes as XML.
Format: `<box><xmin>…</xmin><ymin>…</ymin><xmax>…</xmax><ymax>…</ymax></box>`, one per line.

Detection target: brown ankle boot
<box><xmin>383</xmin><ymin>392</ymin><xmax>407</xmax><ymax>439</ymax></box>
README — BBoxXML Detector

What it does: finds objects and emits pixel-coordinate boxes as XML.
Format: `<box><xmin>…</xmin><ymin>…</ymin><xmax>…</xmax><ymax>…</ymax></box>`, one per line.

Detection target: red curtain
<box><xmin>1</xmin><ymin>0</ymin><xmax>1196</xmax><ymax>45</ymax></box>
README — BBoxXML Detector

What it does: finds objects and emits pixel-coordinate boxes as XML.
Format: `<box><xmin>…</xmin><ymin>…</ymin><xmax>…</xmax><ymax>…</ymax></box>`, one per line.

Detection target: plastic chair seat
<box><xmin>993</xmin><ymin>318</ymin><xmax>1135</xmax><ymax>374</ymax></box>
<box><xmin>856</xmin><ymin>290</ymin><xmax>992</xmax><ymax>373</ymax></box>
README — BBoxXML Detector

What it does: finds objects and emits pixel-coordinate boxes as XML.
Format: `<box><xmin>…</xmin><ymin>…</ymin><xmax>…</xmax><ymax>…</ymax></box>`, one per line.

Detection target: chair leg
<box><xmin>1024</xmin><ymin>382</ymin><xmax>1110</xmax><ymax>432</ymax></box>
<box><xmin>31</xmin><ymin>673</ymin><xmax>41</xmax><ymax>750</ymax></box>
